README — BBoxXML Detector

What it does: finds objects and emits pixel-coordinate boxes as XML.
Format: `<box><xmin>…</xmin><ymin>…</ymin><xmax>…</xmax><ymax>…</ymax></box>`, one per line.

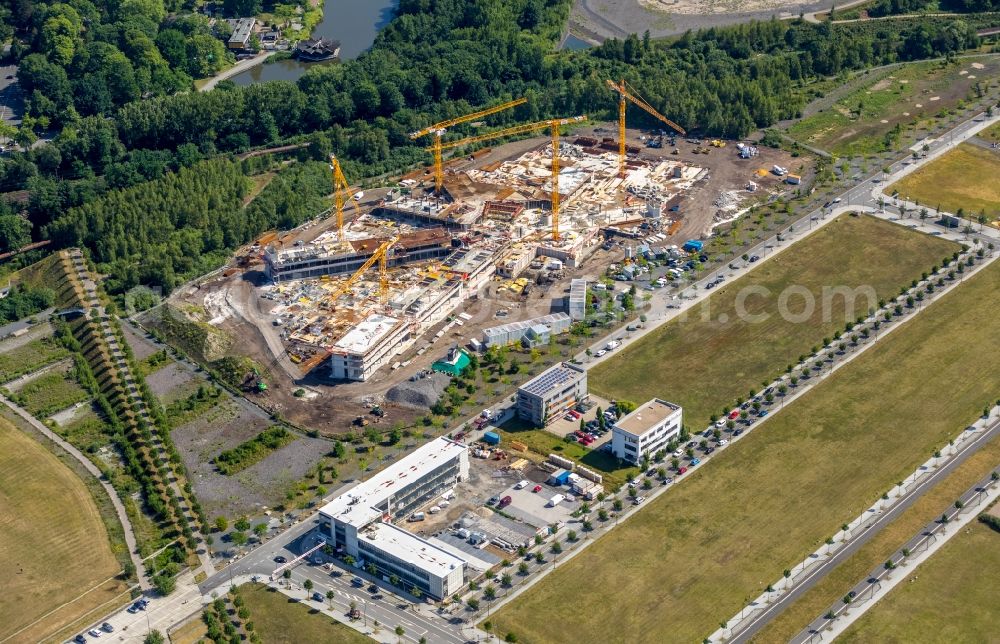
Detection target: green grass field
<box><xmin>751</xmin><ymin>425</ymin><xmax>1000</xmax><ymax>642</ymax></box>
<box><xmin>787</xmin><ymin>59</ymin><xmax>1000</xmax><ymax>156</ymax></box>
<box><xmin>491</xmin><ymin>256</ymin><xmax>1000</xmax><ymax>644</ymax></box>
<box><xmin>890</xmin><ymin>143</ymin><xmax>1000</xmax><ymax>221</ymax></box>
<box><xmin>590</xmin><ymin>214</ymin><xmax>956</xmax><ymax>428</ymax></box>
<box><xmin>837</xmin><ymin>521</ymin><xmax>1000</xmax><ymax>643</ymax></box>
<box><xmin>0</xmin><ymin>417</ymin><xmax>127</xmax><ymax>642</ymax></box>
<box><xmin>0</xmin><ymin>336</ymin><xmax>69</xmax><ymax>382</ymax></box>
<box><xmin>240</xmin><ymin>583</ymin><xmax>372</xmax><ymax>644</ymax></box>
<box><xmin>11</xmin><ymin>369</ymin><xmax>90</xmax><ymax>417</ymax></box>
<box><xmin>980</xmin><ymin>120</ymin><xmax>1000</xmax><ymax>143</ymax></box>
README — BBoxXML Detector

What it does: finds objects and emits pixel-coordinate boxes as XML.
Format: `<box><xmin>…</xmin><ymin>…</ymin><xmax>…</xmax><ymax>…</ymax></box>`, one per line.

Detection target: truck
<box><xmin>606</xmin><ymin>340</ymin><xmax>621</xmax><ymax>351</ymax></box>
<box><xmin>483</xmin><ymin>431</ymin><xmax>501</xmax><ymax>446</ymax></box>
<box><xmin>547</xmin><ymin>494</ymin><xmax>565</xmax><ymax>507</ymax></box>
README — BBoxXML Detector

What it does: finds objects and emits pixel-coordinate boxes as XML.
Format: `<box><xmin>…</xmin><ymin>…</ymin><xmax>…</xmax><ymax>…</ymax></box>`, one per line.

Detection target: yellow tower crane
<box><xmin>329</xmin><ymin>153</ymin><xmax>359</xmax><ymax>247</ymax></box>
<box><xmin>606</xmin><ymin>79</ymin><xmax>686</xmax><ymax>179</ymax></box>
<box><xmin>433</xmin><ymin>115</ymin><xmax>587</xmax><ymax>242</ymax></box>
<box><xmin>409</xmin><ymin>98</ymin><xmax>527</xmax><ymax>195</ymax></box>
<box><xmin>327</xmin><ymin>236</ymin><xmax>399</xmax><ymax>308</ymax></box>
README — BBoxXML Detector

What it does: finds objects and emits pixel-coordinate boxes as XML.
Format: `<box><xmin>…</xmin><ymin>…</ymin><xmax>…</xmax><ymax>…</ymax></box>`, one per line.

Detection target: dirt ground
<box><xmin>569</xmin><ymin>0</ymin><xmax>834</xmax><ymax>41</ymax></box>
<box><xmin>162</xmin><ymin>122</ymin><xmax>809</xmax><ymax>437</ymax></box>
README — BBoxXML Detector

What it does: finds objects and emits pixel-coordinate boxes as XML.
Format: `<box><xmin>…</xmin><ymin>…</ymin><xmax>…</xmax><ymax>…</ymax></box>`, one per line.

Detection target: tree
<box><xmin>304</xmin><ymin>579</ymin><xmax>313</xmax><ymax>595</ymax></box>
<box><xmin>235</xmin><ymin>516</ymin><xmax>251</xmax><ymax>532</ymax></box>
<box><xmin>231</xmin><ymin>530</ymin><xmax>248</xmax><ymax>547</ymax></box>
<box><xmin>253</xmin><ymin>522</ymin><xmax>268</xmax><ymax>539</ymax></box>
<box><xmin>144</xmin><ymin>631</ymin><xmax>165</xmax><ymax>644</ymax></box>
<box><xmin>154</xmin><ymin>572</ymin><xmax>176</xmax><ymax>595</ymax></box>
<box><xmin>518</xmin><ymin>562</ymin><xmax>529</xmax><ymax>575</ymax></box>
<box><xmin>395</xmin><ymin>625</ymin><xmax>405</xmax><ymax>638</ymax></box>
<box><xmin>215</xmin><ymin>516</ymin><xmax>229</xmax><ymax>532</ymax></box>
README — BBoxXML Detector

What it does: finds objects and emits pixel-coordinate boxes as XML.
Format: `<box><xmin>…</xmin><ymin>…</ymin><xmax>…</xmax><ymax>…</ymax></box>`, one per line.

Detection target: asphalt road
<box><xmin>732</xmin><ymin>416</ymin><xmax>1000</xmax><ymax>642</ymax></box>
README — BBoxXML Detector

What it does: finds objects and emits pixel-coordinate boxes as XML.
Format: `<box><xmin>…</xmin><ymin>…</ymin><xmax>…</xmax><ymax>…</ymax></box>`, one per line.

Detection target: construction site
<box><xmin>165</xmin><ymin>87</ymin><xmax>809</xmax><ymax>431</ymax></box>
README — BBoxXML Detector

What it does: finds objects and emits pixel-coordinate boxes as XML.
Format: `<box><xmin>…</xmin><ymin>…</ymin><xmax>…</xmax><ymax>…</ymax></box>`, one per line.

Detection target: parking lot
<box><xmin>544</xmin><ymin>394</ymin><xmax>615</xmax><ymax>452</ymax></box>
<box><xmin>0</xmin><ymin>64</ymin><xmax>23</xmax><ymax>132</ymax></box>
<box><xmin>492</xmin><ymin>479</ymin><xmax>580</xmax><ymax>528</ymax></box>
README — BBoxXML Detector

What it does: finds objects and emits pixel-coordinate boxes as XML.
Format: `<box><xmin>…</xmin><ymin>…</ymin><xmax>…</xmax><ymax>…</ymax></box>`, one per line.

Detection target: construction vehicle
<box><xmin>242</xmin><ymin>368</ymin><xmax>267</xmax><ymax>393</ymax></box>
<box><xmin>329</xmin><ymin>154</ymin><xmax>359</xmax><ymax>247</ymax></box>
<box><xmin>408</xmin><ymin>97</ymin><xmax>527</xmax><ymax>194</ymax></box>
<box><xmin>353</xmin><ymin>416</ymin><xmax>370</xmax><ymax>427</ymax></box>
<box><xmin>606</xmin><ymin>79</ymin><xmax>685</xmax><ymax>179</ymax></box>
<box><xmin>710</xmin><ymin>139</ymin><xmax>727</xmax><ymax>148</ymax></box>
<box><xmin>432</xmin><ymin>115</ymin><xmax>588</xmax><ymax>242</ymax></box>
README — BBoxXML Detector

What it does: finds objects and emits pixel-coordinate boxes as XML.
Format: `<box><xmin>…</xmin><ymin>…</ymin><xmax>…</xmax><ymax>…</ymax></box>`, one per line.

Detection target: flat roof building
<box><xmin>568</xmin><ymin>279</ymin><xmax>587</xmax><ymax>320</ymax></box>
<box><xmin>318</xmin><ymin>437</ymin><xmax>470</xmax><ymax>599</ymax></box>
<box><xmin>330</xmin><ymin>314</ymin><xmax>410</xmax><ymax>381</ymax></box>
<box><xmin>483</xmin><ymin>312</ymin><xmax>571</xmax><ymax>348</ymax></box>
<box><xmin>516</xmin><ymin>362</ymin><xmax>587</xmax><ymax>427</ymax></box>
<box><xmin>228</xmin><ymin>18</ymin><xmax>256</xmax><ymax>49</ymax></box>
<box><xmin>611</xmin><ymin>398</ymin><xmax>682</xmax><ymax>465</ymax></box>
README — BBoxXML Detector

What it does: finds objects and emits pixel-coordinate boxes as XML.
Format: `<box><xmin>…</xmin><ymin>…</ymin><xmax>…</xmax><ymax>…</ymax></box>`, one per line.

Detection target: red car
<box><xmin>677</xmin><ymin>467</ymin><xmax>688</xmax><ymax>475</ymax></box>
<box><xmin>532</xmin><ymin>485</ymin><xmax>542</xmax><ymax>493</ymax></box>
<box><xmin>727</xmin><ymin>409</ymin><xmax>740</xmax><ymax>420</ymax></box>
<box><xmin>569</xmin><ymin>410</ymin><xmax>581</xmax><ymax>419</ymax></box>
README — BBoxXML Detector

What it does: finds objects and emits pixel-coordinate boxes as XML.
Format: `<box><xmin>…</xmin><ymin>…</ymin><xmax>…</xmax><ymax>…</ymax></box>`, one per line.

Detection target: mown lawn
<box><xmin>0</xmin><ymin>417</ymin><xmax>126</xmax><ymax>642</ymax></box>
<box><xmin>590</xmin><ymin>214</ymin><xmax>956</xmax><ymax>428</ymax></box>
<box><xmin>491</xmin><ymin>257</ymin><xmax>1000</xmax><ymax>644</ymax></box>
<box><xmin>240</xmin><ymin>583</ymin><xmax>371</xmax><ymax>644</ymax></box>
<box><xmin>751</xmin><ymin>427</ymin><xmax>1000</xmax><ymax>642</ymax></box>
<box><xmin>837</xmin><ymin>521</ymin><xmax>1000</xmax><ymax>643</ymax></box>
<box><xmin>890</xmin><ymin>142</ymin><xmax>1000</xmax><ymax>221</ymax></box>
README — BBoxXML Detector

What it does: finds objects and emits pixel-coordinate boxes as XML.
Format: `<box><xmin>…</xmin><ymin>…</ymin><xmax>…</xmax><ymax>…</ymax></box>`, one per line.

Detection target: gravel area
<box><xmin>386</xmin><ymin>372</ymin><xmax>451</xmax><ymax>409</ymax></box>
<box><xmin>172</xmin><ymin>396</ymin><xmax>328</xmax><ymax>518</ymax></box>
<box><xmin>146</xmin><ymin>361</ymin><xmax>199</xmax><ymax>401</ymax></box>
<box><xmin>120</xmin><ymin>321</ymin><xmax>159</xmax><ymax>360</ymax></box>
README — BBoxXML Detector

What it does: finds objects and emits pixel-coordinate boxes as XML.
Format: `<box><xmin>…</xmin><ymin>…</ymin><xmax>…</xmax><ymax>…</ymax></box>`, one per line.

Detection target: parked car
<box><xmin>88</xmin><ymin>631</ymin><xmax>102</xmax><ymax>638</ymax></box>
<box><xmin>487</xmin><ymin>495</ymin><xmax>500</xmax><ymax>505</ymax></box>
<box><xmin>74</xmin><ymin>636</ymin><xmax>86</xmax><ymax>644</ymax></box>
<box><xmin>758</xmin><ymin>410</ymin><xmax>769</xmax><ymax>418</ymax></box>
<box><xmin>677</xmin><ymin>467</ymin><xmax>688</xmax><ymax>475</ymax></box>
<box><xmin>595</xmin><ymin>349</ymin><xmax>607</xmax><ymax>357</ymax></box>
<box><xmin>733</xmin><ymin>429</ymin><xmax>744</xmax><ymax>437</ymax></box>
<box><xmin>672</xmin><ymin>448</ymin><xmax>684</xmax><ymax>457</ymax></box>
<box><xmin>690</xmin><ymin>458</ymin><xmax>701</xmax><ymax>466</ymax></box>
<box><xmin>100</xmin><ymin>623</ymin><xmax>114</xmax><ymax>633</ymax></box>
<box><xmin>498</xmin><ymin>496</ymin><xmax>513</xmax><ymax>509</ymax></box>
<box><xmin>749</xmin><ymin>255</ymin><xmax>760</xmax><ymax>262</ymax></box>
<box><xmin>728</xmin><ymin>409</ymin><xmax>740</xmax><ymax>420</ymax></box>
<box><xmin>352</xmin><ymin>576</ymin><xmax>364</xmax><ymax>587</ymax></box>
<box><xmin>515</xmin><ymin>480</ymin><xmax>530</xmax><ymax>489</ymax></box>
<box><xmin>274</xmin><ymin>556</ymin><xmax>287</xmax><ymax>564</ymax></box>
<box><xmin>633</xmin><ymin>496</ymin><xmax>646</xmax><ymax>505</ymax></box>
<box><xmin>718</xmin><ymin>439</ymin><xmax>729</xmax><ymax>447</ymax></box>
<box><xmin>532</xmin><ymin>485</ymin><xmax>542</xmax><ymax>493</ymax></box>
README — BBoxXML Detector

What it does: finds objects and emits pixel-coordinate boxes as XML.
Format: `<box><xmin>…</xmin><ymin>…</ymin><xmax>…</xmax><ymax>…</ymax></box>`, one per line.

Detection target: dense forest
<box><xmin>866</xmin><ymin>0</ymin><xmax>1000</xmax><ymax>18</ymax></box>
<box><xmin>0</xmin><ymin>0</ymin><xmax>993</xmax><ymax>293</ymax></box>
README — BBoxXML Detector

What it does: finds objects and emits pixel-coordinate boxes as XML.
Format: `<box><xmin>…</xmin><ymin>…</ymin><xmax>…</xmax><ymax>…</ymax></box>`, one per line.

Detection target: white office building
<box><xmin>516</xmin><ymin>362</ymin><xmax>588</xmax><ymax>426</ymax></box>
<box><xmin>318</xmin><ymin>437</ymin><xmax>470</xmax><ymax>598</ymax></box>
<box><xmin>611</xmin><ymin>399</ymin><xmax>682</xmax><ymax>465</ymax></box>
<box><xmin>329</xmin><ymin>314</ymin><xmax>412</xmax><ymax>381</ymax></box>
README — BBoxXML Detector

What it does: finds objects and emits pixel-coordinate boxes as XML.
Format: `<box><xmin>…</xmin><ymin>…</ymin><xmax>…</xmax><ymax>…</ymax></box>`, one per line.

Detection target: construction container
<box><xmin>483</xmin><ymin>431</ymin><xmax>501</xmax><ymax>446</ymax></box>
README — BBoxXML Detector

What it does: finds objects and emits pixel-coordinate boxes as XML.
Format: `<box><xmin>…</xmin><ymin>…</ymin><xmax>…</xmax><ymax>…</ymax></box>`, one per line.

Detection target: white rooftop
<box><xmin>358</xmin><ymin>523</ymin><xmax>465</xmax><ymax>578</ymax></box>
<box><xmin>319</xmin><ymin>436</ymin><xmax>467</xmax><ymax>528</ymax></box>
<box><xmin>614</xmin><ymin>398</ymin><xmax>681</xmax><ymax>438</ymax></box>
<box><xmin>334</xmin><ymin>314</ymin><xmax>401</xmax><ymax>355</ymax></box>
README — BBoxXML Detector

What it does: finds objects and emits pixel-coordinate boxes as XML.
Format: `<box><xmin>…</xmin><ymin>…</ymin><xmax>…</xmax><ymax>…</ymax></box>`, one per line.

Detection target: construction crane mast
<box><xmin>606</xmin><ymin>79</ymin><xmax>686</xmax><ymax>179</ymax></box>
<box><xmin>328</xmin><ymin>236</ymin><xmax>399</xmax><ymax>307</ymax></box>
<box><xmin>409</xmin><ymin>98</ymin><xmax>527</xmax><ymax>195</ymax></box>
<box><xmin>329</xmin><ymin>153</ymin><xmax>359</xmax><ymax>246</ymax></box>
<box><xmin>434</xmin><ymin>115</ymin><xmax>587</xmax><ymax>242</ymax></box>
